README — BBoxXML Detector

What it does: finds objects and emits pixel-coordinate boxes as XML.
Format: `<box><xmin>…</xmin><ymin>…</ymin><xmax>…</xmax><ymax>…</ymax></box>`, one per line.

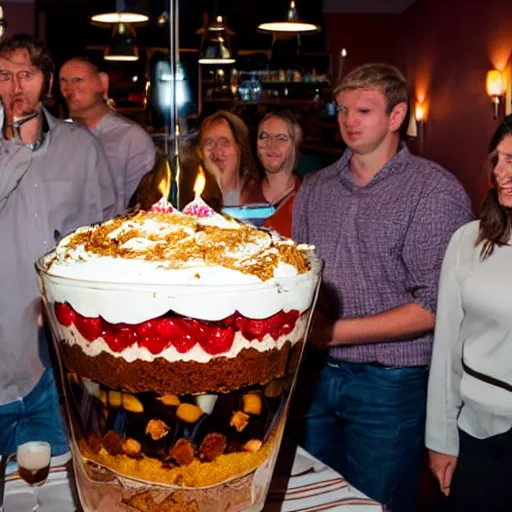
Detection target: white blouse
<box><xmin>426</xmin><ymin>220</ymin><xmax>512</xmax><ymax>456</ymax></box>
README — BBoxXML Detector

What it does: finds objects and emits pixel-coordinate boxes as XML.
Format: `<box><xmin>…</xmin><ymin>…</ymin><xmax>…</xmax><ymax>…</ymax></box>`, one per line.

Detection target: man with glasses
<box><xmin>0</xmin><ymin>34</ymin><xmax>116</xmax><ymax>456</ymax></box>
<box><xmin>292</xmin><ymin>63</ymin><xmax>473</xmax><ymax>511</ymax></box>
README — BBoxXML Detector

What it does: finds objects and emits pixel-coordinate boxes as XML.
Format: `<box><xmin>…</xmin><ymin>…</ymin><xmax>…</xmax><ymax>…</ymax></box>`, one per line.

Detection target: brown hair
<box><xmin>334</xmin><ymin>62</ymin><xmax>408</xmax><ymax>114</ymax></box>
<box><xmin>199</xmin><ymin>110</ymin><xmax>259</xmax><ymax>185</ymax></box>
<box><xmin>476</xmin><ymin>114</ymin><xmax>512</xmax><ymax>259</ymax></box>
<box><xmin>0</xmin><ymin>34</ymin><xmax>54</xmax><ymax>96</ymax></box>
<box><xmin>258</xmin><ymin>110</ymin><xmax>303</xmax><ymax>168</ymax></box>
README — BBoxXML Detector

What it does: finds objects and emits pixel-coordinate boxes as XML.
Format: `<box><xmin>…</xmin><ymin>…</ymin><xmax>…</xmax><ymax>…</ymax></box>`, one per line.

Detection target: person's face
<box><xmin>0</xmin><ymin>49</ymin><xmax>46</xmax><ymax>120</ymax></box>
<box><xmin>494</xmin><ymin>134</ymin><xmax>512</xmax><ymax>208</ymax></box>
<box><xmin>257</xmin><ymin>117</ymin><xmax>294</xmax><ymax>175</ymax></box>
<box><xmin>59</xmin><ymin>61</ymin><xmax>104</xmax><ymax>115</ymax></box>
<box><xmin>336</xmin><ymin>88</ymin><xmax>405</xmax><ymax>156</ymax></box>
<box><xmin>200</xmin><ymin>119</ymin><xmax>239</xmax><ymax>183</ymax></box>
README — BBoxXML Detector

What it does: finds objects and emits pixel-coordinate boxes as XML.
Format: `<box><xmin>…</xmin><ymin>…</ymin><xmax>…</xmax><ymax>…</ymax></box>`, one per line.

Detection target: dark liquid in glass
<box><xmin>19</xmin><ymin>465</ymin><xmax>50</xmax><ymax>486</ymax></box>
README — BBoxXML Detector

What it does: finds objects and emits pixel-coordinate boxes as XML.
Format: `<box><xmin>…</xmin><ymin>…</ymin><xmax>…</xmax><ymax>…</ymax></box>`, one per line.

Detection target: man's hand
<box><xmin>308</xmin><ymin>310</ymin><xmax>336</xmax><ymax>350</ymax></box>
<box><xmin>428</xmin><ymin>450</ymin><xmax>457</xmax><ymax>496</ymax></box>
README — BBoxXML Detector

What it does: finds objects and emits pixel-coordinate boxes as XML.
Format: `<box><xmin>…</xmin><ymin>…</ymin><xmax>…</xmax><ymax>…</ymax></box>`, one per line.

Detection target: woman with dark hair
<box><xmin>257</xmin><ymin>110</ymin><xmax>303</xmax><ymax>237</ymax></box>
<box><xmin>426</xmin><ymin>114</ymin><xmax>512</xmax><ymax>511</ymax></box>
<box><xmin>199</xmin><ymin>110</ymin><xmax>263</xmax><ymax>206</ymax></box>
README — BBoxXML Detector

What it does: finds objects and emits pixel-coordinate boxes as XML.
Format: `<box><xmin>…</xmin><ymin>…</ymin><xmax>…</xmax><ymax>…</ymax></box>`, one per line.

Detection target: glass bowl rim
<box><xmin>35</xmin><ymin>253</ymin><xmax>323</xmax><ymax>292</ymax></box>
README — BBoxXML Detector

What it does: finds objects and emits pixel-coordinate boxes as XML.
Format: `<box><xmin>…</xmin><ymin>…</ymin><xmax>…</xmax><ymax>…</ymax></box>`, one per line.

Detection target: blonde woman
<box><xmin>257</xmin><ymin>110</ymin><xmax>303</xmax><ymax>237</ymax></box>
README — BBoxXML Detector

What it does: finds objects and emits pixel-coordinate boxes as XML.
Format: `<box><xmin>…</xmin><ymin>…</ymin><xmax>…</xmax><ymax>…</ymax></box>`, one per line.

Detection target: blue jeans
<box><xmin>0</xmin><ymin>368</ymin><xmax>68</xmax><ymax>456</ymax></box>
<box><xmin>300</xmin><ymin>357</ymin><xmax>428</xmax><ymax>512</ymax></box>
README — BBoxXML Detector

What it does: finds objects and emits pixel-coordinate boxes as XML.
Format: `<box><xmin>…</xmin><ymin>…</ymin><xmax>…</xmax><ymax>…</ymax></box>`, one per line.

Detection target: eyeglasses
<box><xmin>201</xmin><ymin>138</ymin><xmax>233</xmax><ymax>151</ymax></box>
<box><xmin>0</xmin><ymin>69</ymin><xmax>37</xmax><ymax>83</ymax></box>
<box><xmin>257</xmin><ymin>133</ymin><xmax>291</xmax><ymax>147</ymax></box>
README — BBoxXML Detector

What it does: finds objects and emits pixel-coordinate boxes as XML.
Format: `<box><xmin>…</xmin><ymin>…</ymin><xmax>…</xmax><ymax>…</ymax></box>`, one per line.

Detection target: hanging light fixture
<box><xmin>91</xmin><ymin>0</ymin><xmax>148</xmax><ymax>24</ymax></box>
<box><xmin>198</xmin><ymin>15</ymin><xmax>235</xmax><ymax>65</ymax></box>
<box><xmin>257</xmin><ymin>0</ymin><xmax>319</xmax><ymax>34</ymax></box>
<box><xmin>207</xmin><ymin>15</ymin><xmax>228</xmax><ymax>32</ymax></box>
<box><xmin>104</xmin><ymin>22</ymin><xmax>139</xmax><ymax>61</ymax></box>
<box><xmin>199</xmin><ymin>35</ymin><xmax>235</xmax><ymax>65</ymax></box>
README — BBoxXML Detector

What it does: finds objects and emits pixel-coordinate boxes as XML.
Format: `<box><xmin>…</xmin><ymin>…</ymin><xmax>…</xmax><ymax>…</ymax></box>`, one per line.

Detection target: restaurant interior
<box><xmin>3</xmin><ymin>0</ymin><xmax>511</xmax><ymax>210</ymax></box>
<box><xmin>1</xmin><ymin>0</ymin><xmax>511</xmax><ymax>509</ymax></box>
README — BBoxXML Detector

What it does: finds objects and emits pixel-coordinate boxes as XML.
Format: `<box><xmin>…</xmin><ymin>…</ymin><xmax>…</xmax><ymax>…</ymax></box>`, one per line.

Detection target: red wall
<box><xmin>325</xmin><ymin>0</ymin><xmax>512</xmax><ymax>210</ymax></box>
<box><xmin>324</xmin><ymin>13</ymin><xmax>403</xmax><ymax>81</ymax></box>
<box><xmin>403</xmin><ymin>0</ymin><xmax>512</xmax><ymax>209</ymax></box>
<box><xmin>3</xmin><ymin>2</ymin><xmax>35</xmax><ymax>36</ymax></box>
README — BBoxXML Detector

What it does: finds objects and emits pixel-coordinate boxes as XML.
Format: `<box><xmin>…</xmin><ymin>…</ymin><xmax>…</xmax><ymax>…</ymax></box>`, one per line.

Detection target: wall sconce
<box><xmin>407</xmin><ymin>100</ymin><xmax>427</xmax><ymax>152</ymax></box>
<box><xmin>486</xmin><ymin>70</ymin><xmax>506</xmax><ymax>119</ymax></box>
<box><xmin>337</xmin><ymin>48</ymin><xmax>347</xmax><ymax>82</ymax></box>
<box><xmin>415</xmin><ymin>102</ymin><xmax>426</xmax><ymax>123</ymax></box>
<box><xmin>406</xmin><ymin>101</ymin><xmax>426</xmax><ymax>136</ymax></box>
<box><xmin>406</xmin><ymin>112</ymin><xmax>417</xmax><ymax>138</ymax></box>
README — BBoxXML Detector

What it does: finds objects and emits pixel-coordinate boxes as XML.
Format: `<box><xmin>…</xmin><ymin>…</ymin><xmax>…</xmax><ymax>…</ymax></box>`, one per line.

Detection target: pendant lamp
<box><xmin>257</xmin><ymin>1</ymin><xmax>319</xmax><ymax>34</ymax></box>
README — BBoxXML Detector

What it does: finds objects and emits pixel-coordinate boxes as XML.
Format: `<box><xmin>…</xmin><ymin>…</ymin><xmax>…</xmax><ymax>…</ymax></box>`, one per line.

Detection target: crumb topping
<box><xmin>51</xmin><ymin>211</ymin><xmax>311</xmax><ymax>281</ymax></box>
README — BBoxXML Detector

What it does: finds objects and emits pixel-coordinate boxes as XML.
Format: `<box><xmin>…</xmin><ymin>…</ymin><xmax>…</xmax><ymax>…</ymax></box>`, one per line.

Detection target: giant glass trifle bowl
<box><xmin>35</xmin><ymin>246</ymin><xmax>321</xmax><ymax>511</ymax></box>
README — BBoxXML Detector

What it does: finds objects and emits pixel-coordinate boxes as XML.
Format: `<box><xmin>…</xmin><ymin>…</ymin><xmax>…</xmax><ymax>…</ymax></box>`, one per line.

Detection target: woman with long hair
<box><xmin>199</xmin><ymin>110</ymin><xmax>263</xmax><ymax>206</ymax></box>
<box><xmin>426</xmin><ymin>114</ymin><xmax>512</xmax><ymax>511</ymax></box>
<box><xmin>257</xmin><ymin>110</ymin><xmax>303</xmax><ymax>237</ymax></box>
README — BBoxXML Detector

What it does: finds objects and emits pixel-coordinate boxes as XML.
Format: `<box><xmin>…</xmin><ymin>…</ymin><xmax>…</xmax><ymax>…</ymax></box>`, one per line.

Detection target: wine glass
<box><xmin>16</xmin><ymin>441</ymin><xmax>51</xmax><ymax>511</ymax></box>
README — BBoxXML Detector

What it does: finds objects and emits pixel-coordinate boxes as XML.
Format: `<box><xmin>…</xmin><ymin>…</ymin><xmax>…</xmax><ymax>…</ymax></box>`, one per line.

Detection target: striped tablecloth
<box><xmin>265</xmin><ymin>442</ymin><xmax>383</xmax><ymax>512</ymax></box>
<box><xmin>3</xmin><ymin>445</ymin><xmax>383</xmax><ymax>511</ymax></box>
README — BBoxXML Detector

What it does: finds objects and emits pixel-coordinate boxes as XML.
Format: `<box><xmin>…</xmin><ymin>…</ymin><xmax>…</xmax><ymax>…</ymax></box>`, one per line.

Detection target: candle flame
<box><xmin>157</xmin><ymin>160</ymin><xmax>172</xmax><ymax>201</ymax></box>
<box><xmin>193</xmin><ymin>166</ymin><xmax>206</xmax><ymax>197</ymax></box>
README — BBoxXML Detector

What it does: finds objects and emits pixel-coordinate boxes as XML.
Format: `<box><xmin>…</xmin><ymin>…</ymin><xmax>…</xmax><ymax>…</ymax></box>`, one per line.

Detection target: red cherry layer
<box><xmin>54</xmin><ymin>303</ymin><xmax>302</xmax><ymax>356</ymax></box>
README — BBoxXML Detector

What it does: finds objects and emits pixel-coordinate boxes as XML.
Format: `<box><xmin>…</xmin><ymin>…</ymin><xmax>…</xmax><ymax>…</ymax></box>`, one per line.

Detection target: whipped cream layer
<box><xmin>60</xmin><ymin>315</ymin><xmax>308</xmax><ymax>364</ymax></box>
<box><xmin>45</xmin><ymin>210</ymin><xmax>312</xmax><ymax>283</ymax></box>
<box><xmin>39</xmin><ymin>208</ymin><xmax>320</xmax><ymax>323</ymax></box>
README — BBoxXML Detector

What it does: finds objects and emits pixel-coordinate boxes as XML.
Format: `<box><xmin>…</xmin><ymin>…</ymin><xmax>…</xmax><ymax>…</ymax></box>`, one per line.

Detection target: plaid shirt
<box><xmin>293</xmin><ymin>144</ymin><xmax>473</xmax><ymax>367</ymax></box>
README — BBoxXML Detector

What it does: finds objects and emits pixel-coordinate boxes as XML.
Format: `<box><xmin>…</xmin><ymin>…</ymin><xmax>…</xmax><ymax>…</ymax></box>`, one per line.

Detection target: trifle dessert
<box><xmin>36</xmin><ymin>195</ymin><xmax>321</xmax><ymax>512</ymax></box>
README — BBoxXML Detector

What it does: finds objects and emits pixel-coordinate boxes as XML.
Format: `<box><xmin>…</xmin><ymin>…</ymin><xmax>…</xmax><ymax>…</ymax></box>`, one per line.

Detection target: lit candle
<box><xmin>150</xmin><ymin>159</ymin><xmax>176</xmax><ymax>213</ymax></box>
<box><xmin>193</xmin><ymin>166</ymin><xmax>206</xmax><ymax>198</ymax></box>
<box><xmin>182</xmin><ymin>166</ymin><xmax>215</xmax><ymax>218</ymax></box>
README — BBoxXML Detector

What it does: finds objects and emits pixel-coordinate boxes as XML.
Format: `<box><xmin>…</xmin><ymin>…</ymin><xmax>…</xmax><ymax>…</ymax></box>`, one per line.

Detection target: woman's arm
<box><xmin>425</xmin><ymin>226</ymin><xmax>467</xmax><ymax>493</ymax></box>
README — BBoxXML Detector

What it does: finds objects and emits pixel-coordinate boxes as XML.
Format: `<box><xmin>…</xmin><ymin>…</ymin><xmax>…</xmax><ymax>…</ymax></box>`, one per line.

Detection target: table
<box><xmin>3</xmin><ymin>444</ymin><xmax>383</xmax><ymax>511</ymax></box>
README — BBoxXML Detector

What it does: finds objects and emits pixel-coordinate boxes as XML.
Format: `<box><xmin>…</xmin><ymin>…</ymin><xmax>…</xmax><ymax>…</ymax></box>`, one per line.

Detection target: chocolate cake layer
<box><xmin>61</xmin><ymin>341</ymin><xmax>304</xmax><ymax>395</ymax></box>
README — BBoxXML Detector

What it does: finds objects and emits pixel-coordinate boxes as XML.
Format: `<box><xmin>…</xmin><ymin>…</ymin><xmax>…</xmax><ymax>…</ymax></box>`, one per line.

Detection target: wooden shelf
<box><xmin>204</xmin><ymin>98</ymin><xmax>234</xmax><ymax>103</ymax></box>
<box><xmin>203</xmin><ymin>80</ymin><xmax>330</xmax><ymax>86</ymax></box>
<box><xmin>204</xmin><ymin>98</ymin><xmax>325</xmax><ymax>107</ymax></box>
